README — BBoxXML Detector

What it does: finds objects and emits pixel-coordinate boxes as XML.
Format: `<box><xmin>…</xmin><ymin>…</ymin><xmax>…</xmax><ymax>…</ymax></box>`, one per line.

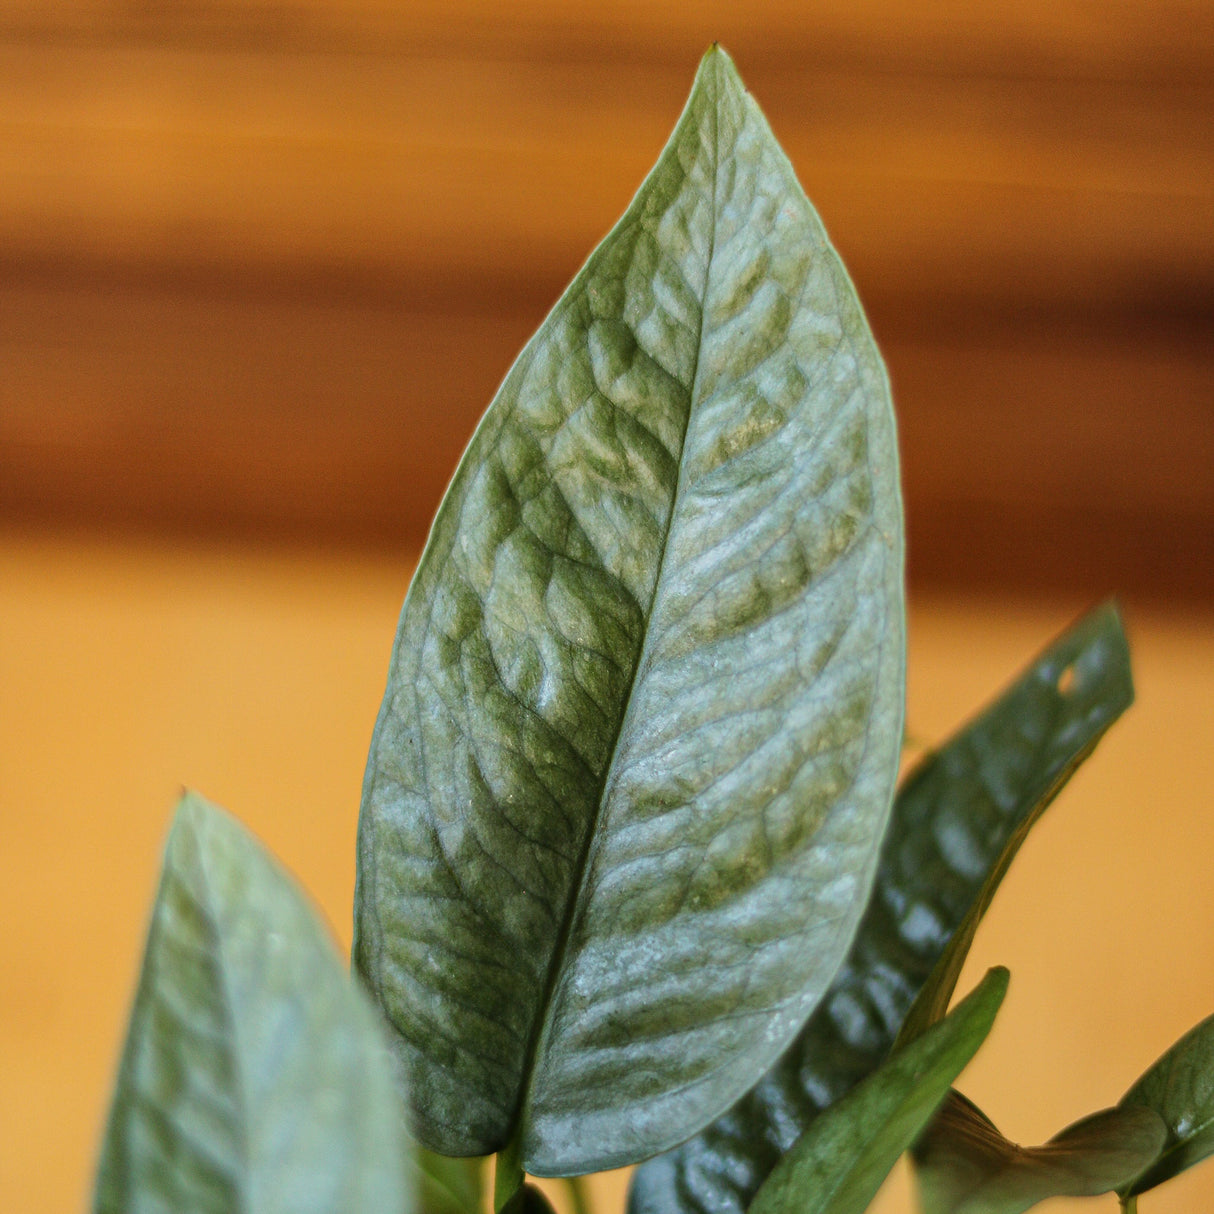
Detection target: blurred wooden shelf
<box><xmin>3</xmin><ymin>1</ymin><xmax>1211</xmax><ymax>81</ymax></box>
<box><xmin>1</xmin><ymin>0</ymin><xmax>1211</xmax><ymax>600</ymax></box>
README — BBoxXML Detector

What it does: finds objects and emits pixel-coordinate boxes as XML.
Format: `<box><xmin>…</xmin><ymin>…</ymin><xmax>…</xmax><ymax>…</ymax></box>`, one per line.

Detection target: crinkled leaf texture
<box><xmin>748</xmin><ymin>969</ymin><xmax>1008</xmax><ymax>1214</ymax></box>
<box><xmin>94</xmin><ymin>793</ymin><xmax>410</xmax><ymax>1214</ymax></box>
<box><xmin>355</xmin><ymin>44</ymin><xmax>905</xmax><ymax>1175</ymax></box>
<box><xmin>913</xmin><ymin>1090</ymin><xmax>1166</xmax><ymax>1214</ymax></box>
<box><xmin>1119</xmin><ymin>1011</ymin><xmax>1214</xmax><ymax>1195</ymax></box>
<box><xmin>630</xmin><ymin>603</ymin><xmax>1131</xmax><ymax>1214</ymax></box>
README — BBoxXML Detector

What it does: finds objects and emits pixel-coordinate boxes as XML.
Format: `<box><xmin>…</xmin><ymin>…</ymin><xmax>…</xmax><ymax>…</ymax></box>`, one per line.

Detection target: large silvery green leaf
<box><xmin>630</xmin><ymin>604</ymin><xmax>1132</xmax><ymax>1214</ymax></box>
<box><xmin>913</xmin><ymin>1090</ymin><xmax>1166</xmax><ymax>1214</ymax></box>
<box><xmin>94</xmin><ymin>793</ymin><xmax>410</xmax><ymax>1214</ymax></box>
<box><xmin>1118</xmin><ymin>1011</ymin><xmax>1214</xmax><ymax>1195</ymax></box>
<box><xmin>748</xmin><ymin>969</ymin><xmax>1008</xmax><ymax>1214</ymax></box>
<box><xmin>355</xmin><ymin>45</ymin><xmax>905</xmax><ymax>1175</ymax></box>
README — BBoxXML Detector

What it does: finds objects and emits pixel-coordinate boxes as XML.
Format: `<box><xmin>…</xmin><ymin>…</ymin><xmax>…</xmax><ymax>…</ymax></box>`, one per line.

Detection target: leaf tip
<box><xmin>969</xmin><ymin>966</ymin><xmax>1011</xmax><ymax>1021</ymax></box>
<box><xmin>164</xmin><ymin>789</ymin><xmax>209</xmax><ymax>871</ymax></box>
<box><xmin>1071</xmin><ymin>599</ymin><xmax>1133</xmax><ymax>712</ymax></box>
<box><xmin>171</xmin><ymin>786</ymin><xmax>208</xmax><ymax>828</ymax></box>
<box><xmin>1102</xmin><ymin>597</ymin><xmax>1135</xmax><ymax>708</ymax></box>
<box><xmin>168</xmin><ymin>789</ymin><xmax>238</xmax><ymax>865</ymax></box>
<box><xmin>694</xmin><ymin>42</ymin><xmax>745</xmax><ymax>102</ymax></box>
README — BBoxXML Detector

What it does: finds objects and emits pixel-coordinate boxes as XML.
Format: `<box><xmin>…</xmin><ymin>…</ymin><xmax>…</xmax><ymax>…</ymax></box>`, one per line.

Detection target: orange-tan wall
<box><xmin>3</xmin><ymin>533</ymin><xmax>1212</xmax><ymax>1212</ymax></box>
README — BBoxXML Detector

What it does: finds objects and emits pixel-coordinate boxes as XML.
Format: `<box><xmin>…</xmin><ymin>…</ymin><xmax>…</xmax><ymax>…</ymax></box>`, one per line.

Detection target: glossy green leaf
<box><xmin>94</xmin><ymin>793</ymin><xmax>410</xmax><ymax>1214</ymax></box>
<box><xmin>355</xmin><ymin>45</ymin><xmax>905</xmax><ymax>1174</ymax></box>
<box><xmin>913</xmin><ymin>1090</ymin><xmax>1166</xmax><ymax>1214</ymax></box>
<box><xmin>748</xmin><ymin>969</ymin><xmax>1007</xmax><ymax>1214</ymax></box>
<box><xmin>1119</xmin><ymin>1011</ymin><xmax>1214</xmax><ymax>1195</ymax></box>
<box><xmin>630</xmin><ymin>603</ymin><xmax>1131</xmax><ymax>1214</ymax></box>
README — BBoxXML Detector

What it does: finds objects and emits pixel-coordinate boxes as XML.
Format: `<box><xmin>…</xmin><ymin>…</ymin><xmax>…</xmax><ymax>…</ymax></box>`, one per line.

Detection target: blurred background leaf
<box><xmin>630</xmin><ymin>604</ymin><xmax>1131</xmax><ymax>1214</ymax></box>
<box><xmin>912</xmin><ymin>1090</ymin><xmax>1165</xmax><ymax>1214</ymax></box>
<box><xmin>749</xmin><ymin>970</ymin><xmax>1008</xmax><ymax>1214</ymax></box>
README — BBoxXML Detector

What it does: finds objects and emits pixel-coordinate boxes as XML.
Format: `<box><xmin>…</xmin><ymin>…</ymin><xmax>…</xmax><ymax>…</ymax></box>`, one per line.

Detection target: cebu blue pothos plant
<box><xmin>93</xmin><ymin>46</ymin><xmax>1212</xmax><ymax>1214</ymax></box>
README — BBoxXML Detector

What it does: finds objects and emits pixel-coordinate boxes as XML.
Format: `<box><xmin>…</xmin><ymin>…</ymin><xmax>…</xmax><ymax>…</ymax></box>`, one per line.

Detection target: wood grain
<box><xmin>3</xmin><ymin>1</ymin><xmax>1211</xmax><ymax>81</ymax></box>
<box><xmin>1</xmin><ymin>1</ymin><xmax>1210</xmax><ymax>598</ymax></box>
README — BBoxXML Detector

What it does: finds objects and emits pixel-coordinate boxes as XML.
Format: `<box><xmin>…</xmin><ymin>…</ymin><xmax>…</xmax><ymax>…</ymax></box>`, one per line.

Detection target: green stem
<box><xmin>1120</xmin><ymin>1194</ymin><xmax>1138</xmax><ymax>1213</ymax></box>
<box><xmin>564</xmin><ymin>1175</ymin><xmax>594</xmax><ymax>1214</ymax></box>
<box><xmin>493</xmin><ymin>1131</ymin><xmax>525</xmax><ymax>1214</ymax></box>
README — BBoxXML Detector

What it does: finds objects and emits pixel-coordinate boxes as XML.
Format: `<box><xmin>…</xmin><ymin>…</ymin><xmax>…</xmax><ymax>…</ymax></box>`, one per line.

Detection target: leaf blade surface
<box><xmin>747</xmin><ymin>969</ymin><xmax>1008</xmax><ymax>1214</ymax></box>
<box><xmin>1119</xmin><ymin>1011</ymin><xmax>1214</xmax><ymax>1195</ymax></box>
<box><xmin>630</xmin><ymin>603</ymin><xmax>1132</xmax><ymax>1214</ymax></box>
<box><xmin>913</xmin><ymin>1090</ymin><xmax>1166</xmax><ymax>1214</ymax></box>
<box><xmin>356</xmin><ymin>45</ymin><xmax>905</xmax><ymax>1174</ymax></box>
<box><xmin>94</xmin><ymin>793</ymin><xmax>410</xmax><ymax>1214</ymax></box>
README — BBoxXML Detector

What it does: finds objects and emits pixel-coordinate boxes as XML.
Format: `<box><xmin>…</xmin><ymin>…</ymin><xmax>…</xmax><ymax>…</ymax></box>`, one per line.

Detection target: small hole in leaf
<box><xmin>1057</xmin><ymin>664</ymin><xmax>1077</xmax><ymax>695</ymax></box>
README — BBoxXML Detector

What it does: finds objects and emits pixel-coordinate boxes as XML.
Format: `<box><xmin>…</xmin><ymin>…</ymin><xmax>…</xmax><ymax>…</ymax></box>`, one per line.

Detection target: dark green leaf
<box><xmin>502</xmin><ymin>1183</ymin><xmax>560</xmax><ymax>1214</ymax></box>
<box><xmin>913</xmin><ymin>1090</ymin><xmax>1166</xmax><ymax>1214</ymax></box>
<box><xmin>748</xmin><ymin>969</ymin><xmax>1008</xmax><ymax>1214</ymax></box>
<box><xmin>630</xmin><ymin>603</ymin><xmax>1132</xmax><ymax>1214</ymax></box>
<box><xmin>356</xmin><ymin>45</ymin><xmax>905</xmax><ymax>1175</ymax></box>
<box><xmin>94</xmin><ymin>793</ymin><xmax>411</xmax><ymax>1214</ymax></box>
<box><xmin>1119</xmin><ymin>1011</ymin><xmax>1214</xmax><ymax>1195</ymax></box>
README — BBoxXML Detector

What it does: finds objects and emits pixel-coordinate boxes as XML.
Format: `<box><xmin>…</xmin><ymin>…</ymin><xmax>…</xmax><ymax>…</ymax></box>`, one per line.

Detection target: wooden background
<box><xmin>2</xmin><ymin>0</ymin><xmax>1211</xmax><ymax>600</ymax></box>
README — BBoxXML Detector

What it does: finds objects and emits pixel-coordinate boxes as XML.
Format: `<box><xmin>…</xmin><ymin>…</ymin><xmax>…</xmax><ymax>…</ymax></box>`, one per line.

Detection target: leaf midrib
<box><xmin>510</xmin><ymin>52</ymin><xmax>726</xmax><ymax>1147</ymax></box>
<box><xmin>1129</xmin><ymin>1110</ymin><xmax>1214</xmax><ymax>1191</ymax></box>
